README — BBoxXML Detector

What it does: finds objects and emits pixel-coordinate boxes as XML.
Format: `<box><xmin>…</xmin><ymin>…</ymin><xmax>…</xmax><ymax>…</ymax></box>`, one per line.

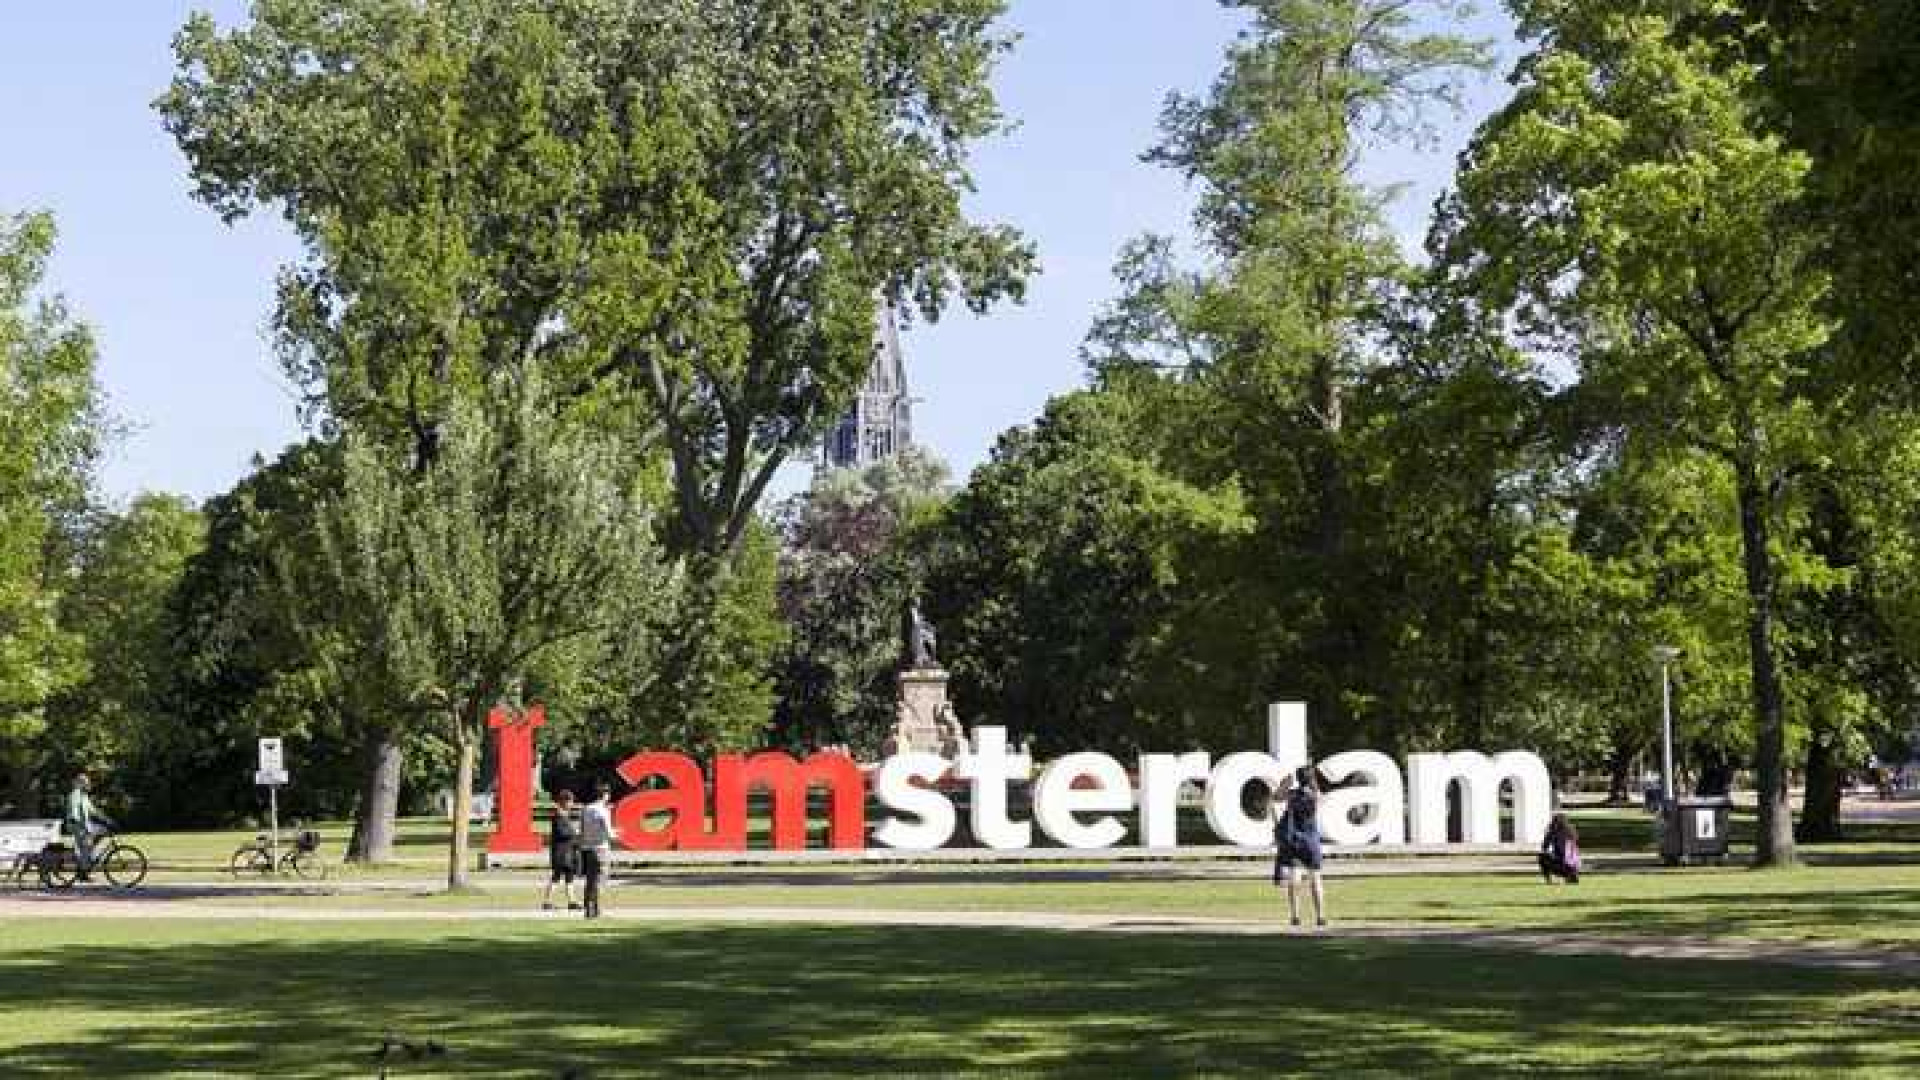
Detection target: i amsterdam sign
<box><xmin>485</xmin><ymin>703</ymin><xmax>1552</xmax><ymax>857</ymax></box>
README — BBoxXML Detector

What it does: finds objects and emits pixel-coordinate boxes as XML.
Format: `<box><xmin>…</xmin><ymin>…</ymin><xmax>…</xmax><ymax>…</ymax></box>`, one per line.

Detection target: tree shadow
<box><xmin>1372</xmin><ymin>879</ymin><xmax>1920</xmax><ymax>945</ymax></box>
<box><xmin>1542</xmin><ymin>886</ymin><xmax>1920</xmax><ymax>944</ymax></box>
<box><xmin>2</xmin><ymin>924</ymin><xmax>1916</xmax><ymax>1077</ymax></box>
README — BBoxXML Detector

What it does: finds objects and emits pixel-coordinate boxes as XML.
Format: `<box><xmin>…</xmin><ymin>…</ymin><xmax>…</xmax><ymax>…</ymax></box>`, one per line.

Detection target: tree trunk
<box><xmin>1694</xmin><ymin>749</ymin><xmax>1734</xmax><ymax>798</ymax></box>
<box><xmin>1734</xmin><ymin>454</ymin><xmax>1797</xmax><ymax>866</ymax></box>
<box><xmin>4</xmin><ymin>742</ymin><xmax>37</xmax><ymax>818</ymax></box>
<box><xmin>448</xmin><ymin>725</ymin><xmax>476</xmax><ymax>892</ymax></box>
<box><xmin>1799</xmin><ymin>727</ymin><xmax>1844</xmax><ymax>842</ymax></box>
<box><xmin>348</xmin><ymin>727</ymin><xmax>404</xmax><ymax>864</ymax></box>
<box><xmin>1606</xmin><ymin>738</ymin><xmax>1635</xmax><ymax>806</ymax></box>
<box><xmin>1456</xmin><ymin>495</ymin><xmax>1497</xmax><ymax>748</ymax></box>
<box><xmin>1308</xmin><ymin>352</ymin><xmax>1350</xmax><ymax>741</ymax></box>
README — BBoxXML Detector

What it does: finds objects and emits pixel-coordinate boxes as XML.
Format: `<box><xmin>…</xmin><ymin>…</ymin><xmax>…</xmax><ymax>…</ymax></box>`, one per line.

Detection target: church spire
<box><xmin>823</xmin><ymin>308</ymin><xmax>913</xmax><ymax>470</ymax></box>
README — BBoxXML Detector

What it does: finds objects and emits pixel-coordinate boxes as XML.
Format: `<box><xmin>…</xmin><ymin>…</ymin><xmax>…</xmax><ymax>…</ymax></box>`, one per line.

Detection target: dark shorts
<box><xmin>1274</xmin><ymin>833</ymin><xmax>1324</xmax><ymax>874</ymax></box>
<box><xmin>549</xmin><ymin>846</ymin><xmax>579</xmax><ymax>882</ymax></box>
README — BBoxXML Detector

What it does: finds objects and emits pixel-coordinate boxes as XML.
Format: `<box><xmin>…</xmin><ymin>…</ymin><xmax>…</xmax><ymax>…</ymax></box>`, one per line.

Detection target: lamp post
<box><xmin>1652</xmin><ymin>645</ymin><xmax>1682</xmax><ymax>804</ymax></box>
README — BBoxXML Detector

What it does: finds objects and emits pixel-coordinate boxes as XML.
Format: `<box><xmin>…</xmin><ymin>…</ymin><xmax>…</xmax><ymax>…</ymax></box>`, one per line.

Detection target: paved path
<box><xmin>5</xmin><ymin>895</ymin><xmax>1916</xmax><ymax>979</ymax></box>
<box><xmin>37</xmin><ymin>852</ymin><xmax>1660</xmax><ymax>893</ymax></box>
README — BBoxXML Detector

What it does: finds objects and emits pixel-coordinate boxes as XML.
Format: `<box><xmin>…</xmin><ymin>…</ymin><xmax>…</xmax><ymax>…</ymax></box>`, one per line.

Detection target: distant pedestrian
<box><xmin>578</xmin><ymin>782</ymin><xmax>615</xmax><ymax>919</ymax></box>
<box><xmin>1273</xmin><ymin>767</ymin><xmax>1326</xmax><ymax>928</ymax></box>
<box><xmin>541</xmin><ymin>789</ymin><xmax>582</xmax><ymax>912</ymax></box>
<box><xmin>1538</xmin><ymin>813</ymin><xmax>1581</xmax><ymax>884</ymax></box>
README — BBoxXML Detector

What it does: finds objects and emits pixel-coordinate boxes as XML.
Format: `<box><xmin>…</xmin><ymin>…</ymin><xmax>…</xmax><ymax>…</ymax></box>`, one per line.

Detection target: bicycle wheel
<box><xmin>287</xmin><ymin>850</ymin><xmax>329</xmax><ymax>881</ymax></box>
<box><xmin>42</xmin><ymin>848</ymin><xmax>80</xmax><ymax>891</ymax></box>
<box><xmin>229</xmin><ymin>846</ymin><xmax>273</xmax><ymax>877</ymax></box>
<box><xmin>101</xmin><ymin>844</ymin><xmax>148</xmax><ymax>889</ymax></box>
<box><xmin>7</xmin><ymin>855</ymin><xmax>33</xmax><ymax>890</ymax></box>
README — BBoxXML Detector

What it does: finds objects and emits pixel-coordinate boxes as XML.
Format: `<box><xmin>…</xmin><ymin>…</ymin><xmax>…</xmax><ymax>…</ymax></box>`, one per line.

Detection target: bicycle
<box><xmin>15</xmin><ymin>830</ymin><xmax>148</xmax><ymax>891</ymax></box>
<box><xmin>8</xmin><ymin>846</ymin><xmax>60</xmax><ymax>890</ymax></box>
<box><xmin>229</xmin><ymin>827</ymin><xmax>328</xmax><ymax>880</ymax></box>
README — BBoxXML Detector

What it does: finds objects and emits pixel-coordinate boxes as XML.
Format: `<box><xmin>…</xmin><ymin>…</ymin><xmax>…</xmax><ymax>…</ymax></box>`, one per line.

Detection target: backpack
<box><xmin>1284</xmin><ymin>788</ymin><xmax>1316</xmax><ymax>846</ymax></box>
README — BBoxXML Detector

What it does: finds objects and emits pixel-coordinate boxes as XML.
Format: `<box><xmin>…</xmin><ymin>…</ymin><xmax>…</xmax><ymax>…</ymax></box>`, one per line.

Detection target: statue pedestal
<box><xmin>890</xmin><ymin>666</ymin><xmax>967</xmax><ymax>757</ymax></box>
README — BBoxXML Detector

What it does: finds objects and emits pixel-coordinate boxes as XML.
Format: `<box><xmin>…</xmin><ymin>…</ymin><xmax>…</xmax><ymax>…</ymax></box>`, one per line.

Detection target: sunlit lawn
<box><xmin>155</xmin><ymin>861</ymin><xmax>1919</xmax><ymax>949</ymax></box>
<box><xmin>83</xmin><ymin>806</ymin><xmax>1920</xmax><ymax>955</ymax></box>
<box><xmin>2</xmin><ymin>917</ymin><xmax>1916</xmax><ymax>1077</ymax></box>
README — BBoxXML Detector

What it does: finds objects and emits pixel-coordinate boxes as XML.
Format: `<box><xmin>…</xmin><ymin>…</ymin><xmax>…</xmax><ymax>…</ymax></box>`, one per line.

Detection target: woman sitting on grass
<box><xmin>1538</xmin><ymin>813</ymin><xmax>1581</xmax><ymax>884</ymax></box>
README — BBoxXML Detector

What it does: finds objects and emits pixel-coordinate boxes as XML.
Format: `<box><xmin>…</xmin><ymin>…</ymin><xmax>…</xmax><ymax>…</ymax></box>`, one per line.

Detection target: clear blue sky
<box><xmin>0</xmin><ymin>2</ymin><xmax>1517</xmax><ymax>505</ymax></box>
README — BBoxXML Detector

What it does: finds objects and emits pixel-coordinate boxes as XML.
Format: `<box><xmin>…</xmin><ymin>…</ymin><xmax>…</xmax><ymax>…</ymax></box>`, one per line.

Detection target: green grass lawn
<box><xmin>2</xmin><ymin>917</ymin><xmax>1916</xmax><ymax>1078</ymax></box>
<box><xmin>125</xmin><ymin>818</ymin><xmax>453</xmax><ymax>870</ymax></box>
<box><xmin>184</xmin><ymin>862</ymin><xmax>1920</xmax><ymax>948</ymax></box>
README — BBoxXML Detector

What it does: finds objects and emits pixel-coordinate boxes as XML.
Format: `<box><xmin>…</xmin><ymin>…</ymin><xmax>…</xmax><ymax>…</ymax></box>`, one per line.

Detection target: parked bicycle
<box><xmin>9</xmin><ymin>829</ymin><xmax>148</xmax><ymax>891</ymax></box>
<box><xmin>229</xmin><ymin>827</ymin><xmax>328</xmax><ymax>880</ymax></box>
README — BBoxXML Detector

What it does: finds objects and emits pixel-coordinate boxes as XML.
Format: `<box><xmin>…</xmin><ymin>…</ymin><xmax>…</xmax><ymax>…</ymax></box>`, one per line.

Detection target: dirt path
<box><xmin>5</xmin><ymin>895</ymin><xmax>1916</xmax><ymax>978</ymax></box>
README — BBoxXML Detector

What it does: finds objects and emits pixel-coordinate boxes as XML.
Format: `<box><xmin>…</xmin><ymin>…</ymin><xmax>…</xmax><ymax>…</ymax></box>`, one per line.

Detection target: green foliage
<box><xmin>1444</xmin><ymin>0</ymin><xmax>1850</xmax><ymax>860</ymax></box>
<box><xmin>1510</xmin><ymin>446</ymin><xmax>1752</xmax><ymax>783</ymax></box>
<box><xmin>1076</xmin><ymin>1</ymin><xmax>1496</xmax><ymax>747</ymax></box>
<box><xmin>0</xmin><ymin>210</ymin><xmax>104</xmax><ymax>813</ymax></box>
<box><xmin>158</xmin><ymin>0</ymin><xmax>1034</xmax><ymax>564</ymax></box>
<box><xmin>297</xmin><ymin>364</ymin><xmax>673</xmax><ymax>882</ymax></box>
<box><xmin>771</xmin><ymin>447</ymin><xmax>951</xmax><ymax>755</ymax></box>
<box><xmin>304</xmin><ymin>368</ymin><xmax>672</xmax><ymax>732</ymax></box>
<box><xmin>157</xmin><ymin>0</ymin><xmax>1031</xmax><ymax>766</ymax></box>
<box><xmin>925</xmin><ymin>385</ymin><xmax>1257</xmax><ymax>754</ymax></box>
<box><xmin>129</xmin><ymin>442</ymin><xmax>376</xmax><ymax>827</ymax></box>
<box><xmin>615</xmin><ymin>518</ymin><xmax>785</xmax><ymax>758</ymax></box>
<box><xmin>1748</xmin><ymin>0</ymin><xmax>1920</xmax><ymax>394</ymax></box>
<box><xmin>37</xmin><ymin>495</ymin><xmax>206</xmax><ymax>816</ymax></box>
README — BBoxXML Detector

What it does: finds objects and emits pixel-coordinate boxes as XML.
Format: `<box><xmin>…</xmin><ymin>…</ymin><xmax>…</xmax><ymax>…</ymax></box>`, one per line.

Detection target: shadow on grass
<box><xmin>1365</xmin><ymin>878</ymin><xmax>1920</xmax><ymax>945</ymax></box>
<box><xmin>2</xmin><ymin>923</ymin><xmax>1917</xmax><ymax>1077</ymax></box>
<box><xmin>1534</xmin><ymin>886</ymin><xmax>1920</xmax><ymax>944</ymax></box>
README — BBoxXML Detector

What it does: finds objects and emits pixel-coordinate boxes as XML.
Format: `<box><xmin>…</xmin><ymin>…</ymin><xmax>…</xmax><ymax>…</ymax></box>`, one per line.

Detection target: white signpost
<box><xmin>256</xmin><ymin>737</ymin><xmax>289</xmax><ymax>865</ymax></box>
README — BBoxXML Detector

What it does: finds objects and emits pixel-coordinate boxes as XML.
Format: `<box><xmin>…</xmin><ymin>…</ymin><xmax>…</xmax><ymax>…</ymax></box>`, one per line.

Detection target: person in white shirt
<box><xmin>577</xmin><ymin>781</ymin><xmax>616</xmax><ymax>919</ymax></box>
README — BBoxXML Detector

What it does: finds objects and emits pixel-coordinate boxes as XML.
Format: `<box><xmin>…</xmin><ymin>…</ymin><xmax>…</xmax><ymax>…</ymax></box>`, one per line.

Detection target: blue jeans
<box><xmin>71</xmin><ymin>826</ymin><xmax>97</xmax><ymax>874</ymax></box>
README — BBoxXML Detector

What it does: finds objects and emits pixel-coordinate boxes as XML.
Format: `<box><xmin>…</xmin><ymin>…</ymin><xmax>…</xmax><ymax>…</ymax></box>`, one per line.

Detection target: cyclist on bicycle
<box><xmin>65</xmin><ymin>773</ymin><xmax>114</xmax><ymax>882</ymax></box>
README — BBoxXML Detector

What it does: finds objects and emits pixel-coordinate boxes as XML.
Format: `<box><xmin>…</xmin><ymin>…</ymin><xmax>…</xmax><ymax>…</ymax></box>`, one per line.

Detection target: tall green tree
<box><xmin>303</xmin><ymin>368</ymin><xmax>672</xmax><ymax>889</ymax></box>
<box><xmin>0</xmin><ymin>210</ymin><xmax>104</xmax><ymax>816</ymax></box>
<box><xmin>1444</xmin><ymin>1</ymin><xmax>1839</xmax><ymax>864</ymax></box>
<box><xmin>158</xmin><ymin>0</ymin><xmax>1032</xmax><ymax>742</ymax></box>
<box><xmin>147</xmin><ymin>443</ymin><xmax>389</xmax><ymax>837</ymax></box>
<box><xmin>1086</xmin><ymin>0</ymin><xmax>1491</xmax><ymax>744</ymax></box>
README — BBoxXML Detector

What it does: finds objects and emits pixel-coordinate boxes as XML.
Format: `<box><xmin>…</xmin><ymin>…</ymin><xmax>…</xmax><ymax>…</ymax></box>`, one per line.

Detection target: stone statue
<box><xmin>936</xmin><ymin>702</ymin><xmax>968</xmax><ymax>757</ymax></box>
<box><xmin>904</xmin><ymin>601</ymin><xmax>938</xmax><ymax>669</ymax></box>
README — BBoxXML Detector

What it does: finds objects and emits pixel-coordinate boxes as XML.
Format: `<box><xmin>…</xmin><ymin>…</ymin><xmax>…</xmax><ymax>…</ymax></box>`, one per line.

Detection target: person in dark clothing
<box><xmin>541</xmin><ymin>789</ymin><xmax>581</xmax><ymax>911</ymax></box>
<box><xmin>1539</xmin><ymin>812</ymin><xmax>1581</xmax><ymax>884</ymax></box>
<box><xmin>1272</xmin><ymin>766</ymin><xmax>1327</xmax><ymax>927</ymax></box>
